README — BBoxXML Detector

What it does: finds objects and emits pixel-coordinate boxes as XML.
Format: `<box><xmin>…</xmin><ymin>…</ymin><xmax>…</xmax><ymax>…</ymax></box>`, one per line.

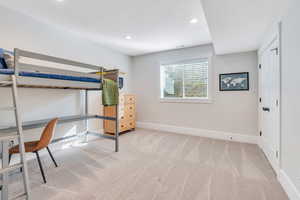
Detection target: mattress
<box><xmin>0</xmin><ymin>69</ymin><xmax>101</xmax><ymax>83</ymax></box>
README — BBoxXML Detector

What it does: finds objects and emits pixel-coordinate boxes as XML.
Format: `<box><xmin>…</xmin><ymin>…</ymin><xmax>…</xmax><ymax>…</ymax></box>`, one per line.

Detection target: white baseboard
<box><xmin>258</xmin><ymin>137</ymin><xmax>300</xmax><ymax>200</ymax></box>
<box><xmin>136</xmin><ymin>121</ymin><xmax>259</xmax><ymax>144</ymax></box>
<box><xmin>278</xmin><ymin>170</ymin><xmax>300</xmax><ymax>200</ymax></box>
<box><xmin>258</xmin><ymin>137</ymin><xmax>280</xmax><ymax>175</ymax></box>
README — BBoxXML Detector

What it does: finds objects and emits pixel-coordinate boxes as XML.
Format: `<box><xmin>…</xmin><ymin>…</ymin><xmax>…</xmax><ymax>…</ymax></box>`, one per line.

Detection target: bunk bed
<box><xmin>0</xmin><ymin>48</ymin><xmax>120</xmax><ymax>200</ymax></box>
<box><xmin>0</xmin><ymin>49</ymin><xmax>102</xmax><ymax>89</ymax></box>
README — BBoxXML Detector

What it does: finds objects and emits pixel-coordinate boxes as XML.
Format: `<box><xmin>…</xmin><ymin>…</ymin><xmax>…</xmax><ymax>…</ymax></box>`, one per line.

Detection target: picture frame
<box><xmin>219</xmin><ymin>72</ymin><xmax>249</xmax><ymax>91</ymax></box>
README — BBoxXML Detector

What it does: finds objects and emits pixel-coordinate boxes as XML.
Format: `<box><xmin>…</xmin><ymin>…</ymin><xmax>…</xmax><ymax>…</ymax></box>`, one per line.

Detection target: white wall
<box><xmin>0</xmin><ymin>5</ymin><xmax>132</xmax><ymax>142</ymax></box>
<box><xmin>280</xmin><ymin>0</ymin><xmax>300</xmax><ymax>195</ymax></box>
<box><xmin>132</xmin><ymin>45</ymin><xmax>258</xmax><ymax>138</ymax></box>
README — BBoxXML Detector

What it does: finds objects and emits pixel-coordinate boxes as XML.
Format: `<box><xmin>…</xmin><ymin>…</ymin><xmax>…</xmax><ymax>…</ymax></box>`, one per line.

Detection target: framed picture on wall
<box><xmin>219</xmin><ymin>72</ymin><xmax>249</xmax><ymax>91</ymax></box>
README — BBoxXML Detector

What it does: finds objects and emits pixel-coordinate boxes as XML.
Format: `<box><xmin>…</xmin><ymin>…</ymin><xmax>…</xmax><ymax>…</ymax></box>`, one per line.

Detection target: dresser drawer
<box><xmin>104</xmin><ymin>120</ymin><xmax>128</xmax><ymax>134</ymax></box>
<box><xmin>125</xmin><ymin>104</ymin><xmax>135</xmax><ymax>114</ymax></box>
<box><xmin>125</xmin><ymin>113</ymin><xmax>135</xmax><ymax>120</ymax></box>
<box><xmin>119</xmin><ymin>117</ymin><xmax>128</xmax><ymax>132</ymax></box>
<box><xmin>127</xmin><ymin>120</ymin><xmax>135</xmax><ymax>129</ymax></box>
<box><xmin>119</xmin><ymin>95</ymin><xmax>125</xmax><ymax>105</ymax></box>
<box><xmin>120</xmin><ymin>122</ymin><xmax>128</xmax><ymax>132</ymax></box>
<box><xmin>104</xmin><ymin>105</ymin><xmax>125</xmax><ymax>119</ymax></box>
<box><xmin>125</xmin><ymin>95</ymin><xmax>136</xmax><ymax>104</ymax></box>
<box><xmin>119</xmin><ymin>106</ymin><xmax>125</xmax><ymax>118</ymax></box>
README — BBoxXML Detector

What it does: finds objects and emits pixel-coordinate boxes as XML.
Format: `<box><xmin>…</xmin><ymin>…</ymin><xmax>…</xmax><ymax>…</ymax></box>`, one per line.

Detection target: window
<box><xmin>160</xmin><ymin>58</ymin><xmax>210</xmax><ymax>103</ymax></box>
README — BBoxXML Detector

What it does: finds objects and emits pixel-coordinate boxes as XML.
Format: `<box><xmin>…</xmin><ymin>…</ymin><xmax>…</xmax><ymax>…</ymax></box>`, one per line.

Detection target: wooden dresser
<box><xmin>103</xmin><ymin>94</ymin><xmax>136</xmax><ymax>135</ymax></box>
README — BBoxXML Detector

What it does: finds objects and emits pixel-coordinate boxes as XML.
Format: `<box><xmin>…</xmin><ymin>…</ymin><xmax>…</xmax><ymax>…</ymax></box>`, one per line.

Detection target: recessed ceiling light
<box><xmin>125</xmin><ymin>36</ymin><xmax>132</xmax><ymax>40</ymax></box>
<box><xmin>56</xmin><ymin>0</ymin><xmax>64</xmax><ymax>2</ymax></box>
<box><xmin>189</xmin><ymin>18</ymin><xmax>198</xmax><ymax>24</ymax></box>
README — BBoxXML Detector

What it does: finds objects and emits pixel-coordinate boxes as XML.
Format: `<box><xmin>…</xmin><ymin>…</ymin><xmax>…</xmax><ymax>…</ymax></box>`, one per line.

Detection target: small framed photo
<box><xmin>219</xmin><ymin>72</ymin><xmax>249</xmax><ymax>91</ymax></box>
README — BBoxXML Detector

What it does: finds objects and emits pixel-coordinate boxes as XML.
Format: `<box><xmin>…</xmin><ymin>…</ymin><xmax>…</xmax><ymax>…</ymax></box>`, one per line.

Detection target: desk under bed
<box><xmin>0</xmin><ymin>48</ymin><xmax>120</xmax><ymax>200</ymax></box>
<box><xmin>0</xmin><ymin>48</ymin><xmax>120</xmax><ymax>145</ymax></box>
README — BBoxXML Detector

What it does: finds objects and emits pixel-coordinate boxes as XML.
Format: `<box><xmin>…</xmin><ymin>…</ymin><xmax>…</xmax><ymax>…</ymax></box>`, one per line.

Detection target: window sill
<box><xmin>160</xmin><ymin>98</ymin><xmax>212</xmax><ymax>104</ymax></box>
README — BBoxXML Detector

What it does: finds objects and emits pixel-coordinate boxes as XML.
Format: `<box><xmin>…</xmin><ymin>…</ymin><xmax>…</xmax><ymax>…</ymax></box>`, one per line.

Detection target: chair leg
<box><xmin>35</xmin><ymin>151</ymin><xmax>46</xmax><ymax>184</ymax></box>
<box><xmin>9</xmin><ymin>154</ymin><xmax>12</xmax><ymax>164</ymax></box>
<box><xmin>46</xmin><ymin>147</ymin><xmax>58</xmax><ymax>167</ymax></box>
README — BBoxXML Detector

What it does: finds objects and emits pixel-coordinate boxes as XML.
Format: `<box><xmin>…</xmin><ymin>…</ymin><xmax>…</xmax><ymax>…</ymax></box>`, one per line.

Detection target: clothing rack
<box><xmin>0</xmin><ymin>48</ymin><xmax>120</xmax><ymax>200</ymax></box>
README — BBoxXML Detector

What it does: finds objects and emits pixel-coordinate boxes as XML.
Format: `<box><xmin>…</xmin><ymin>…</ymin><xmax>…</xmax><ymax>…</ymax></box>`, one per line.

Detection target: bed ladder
<box><xmin>0</xmin><ymin>75</ymin><xmax>31</xmax><ymax>200</ymax></box>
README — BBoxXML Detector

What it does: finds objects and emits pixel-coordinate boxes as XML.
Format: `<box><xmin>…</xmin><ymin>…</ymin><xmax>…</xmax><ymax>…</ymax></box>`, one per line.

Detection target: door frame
<box><xmin>258</xmin><ymin>22</ymin><xmax>282</xmax><ymax>175</ymax></box>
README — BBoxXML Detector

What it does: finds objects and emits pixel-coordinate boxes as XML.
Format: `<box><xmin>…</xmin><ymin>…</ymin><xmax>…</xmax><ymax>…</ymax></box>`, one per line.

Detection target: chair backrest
<box><xmin>36</xmin><ymin>118</ymin><xmax>58</xmax><ymax>151</ymax></box>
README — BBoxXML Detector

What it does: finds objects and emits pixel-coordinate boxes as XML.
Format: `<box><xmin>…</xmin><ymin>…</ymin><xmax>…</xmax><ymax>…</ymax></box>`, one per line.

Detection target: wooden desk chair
<box><xmin>9</xmin><ymin>118</ymin><xmax>59</xmax><ymax>183</ymax></box>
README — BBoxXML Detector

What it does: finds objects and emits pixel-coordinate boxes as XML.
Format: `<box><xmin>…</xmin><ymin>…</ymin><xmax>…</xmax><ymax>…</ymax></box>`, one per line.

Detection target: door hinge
<box><xmin>271</xmin><ymin>47</ymin><xmax>279</xmax><ymax>55</ymax></box>
<box><xmin>259</xmin><ymin>97</ymin><xmax>262</xmax><ymax>103</ymax></box>
<box><xmin>276</xmin><ymin>151</ymin><xmax>279</xmax><ymax>158</ymax></box>
<box><xmin>259</xmin><ymin>64</ymin><xmax>262</xmax><ymax>69</ymax></box>
<box><xmin>260</xmin><ymin>131</ymin><xmax>262</xmax><ymax>136</ymax></box>
<box><xmin>276</xmin><ymin>99</ymin><xmax>279</xmax><ymax>106</ymax></box>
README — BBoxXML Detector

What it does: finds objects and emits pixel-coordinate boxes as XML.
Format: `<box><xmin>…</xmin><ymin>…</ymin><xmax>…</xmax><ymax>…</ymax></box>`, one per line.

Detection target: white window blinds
<box><xmin>161</xmin><ymin>58</ymin><xmax>209</xmax><ymax>99</ymax></box>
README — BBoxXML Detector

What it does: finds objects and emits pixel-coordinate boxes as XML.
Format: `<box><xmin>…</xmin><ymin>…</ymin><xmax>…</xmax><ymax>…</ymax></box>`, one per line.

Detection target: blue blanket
<box><xmin>0</xmin><ymin>69</ymin><xmax>101</xmax><ymax>83</ymax></box>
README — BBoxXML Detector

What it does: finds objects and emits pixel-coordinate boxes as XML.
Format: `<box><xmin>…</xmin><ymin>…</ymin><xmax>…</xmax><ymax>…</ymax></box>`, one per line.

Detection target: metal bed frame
<box><xmin>0</xmin><ymin>48</ymin><xmax>120</xmax><ymax>200</ymax></box>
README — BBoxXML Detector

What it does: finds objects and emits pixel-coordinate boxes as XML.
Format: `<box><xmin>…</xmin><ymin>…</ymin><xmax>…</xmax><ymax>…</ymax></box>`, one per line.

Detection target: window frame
<box><xmin>159</xmin><ymin>57</ymin><xmax>213</xmax><ymax>104</ymax></box>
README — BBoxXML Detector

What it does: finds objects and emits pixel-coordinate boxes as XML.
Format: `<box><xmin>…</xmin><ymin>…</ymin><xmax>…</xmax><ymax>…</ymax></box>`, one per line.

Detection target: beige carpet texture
<box><xmin>6</xmin><ymin>129</ymin><xmax>288</xmax><ymax>200</ymax></box>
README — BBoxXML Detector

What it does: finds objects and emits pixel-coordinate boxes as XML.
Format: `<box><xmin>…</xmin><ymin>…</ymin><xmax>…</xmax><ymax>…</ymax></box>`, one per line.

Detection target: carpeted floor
<box><xmin>7</xmin><ymin>129</ymin><xmax>288</xmax><ymax>200</ymax></box>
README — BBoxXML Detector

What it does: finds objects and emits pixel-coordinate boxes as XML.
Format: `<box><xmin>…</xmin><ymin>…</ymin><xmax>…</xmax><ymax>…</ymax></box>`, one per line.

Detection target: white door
<box><xmin>260</xmin><ymin>36</ymin><xmax>281</xmax><ymax>172</ymax></box>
